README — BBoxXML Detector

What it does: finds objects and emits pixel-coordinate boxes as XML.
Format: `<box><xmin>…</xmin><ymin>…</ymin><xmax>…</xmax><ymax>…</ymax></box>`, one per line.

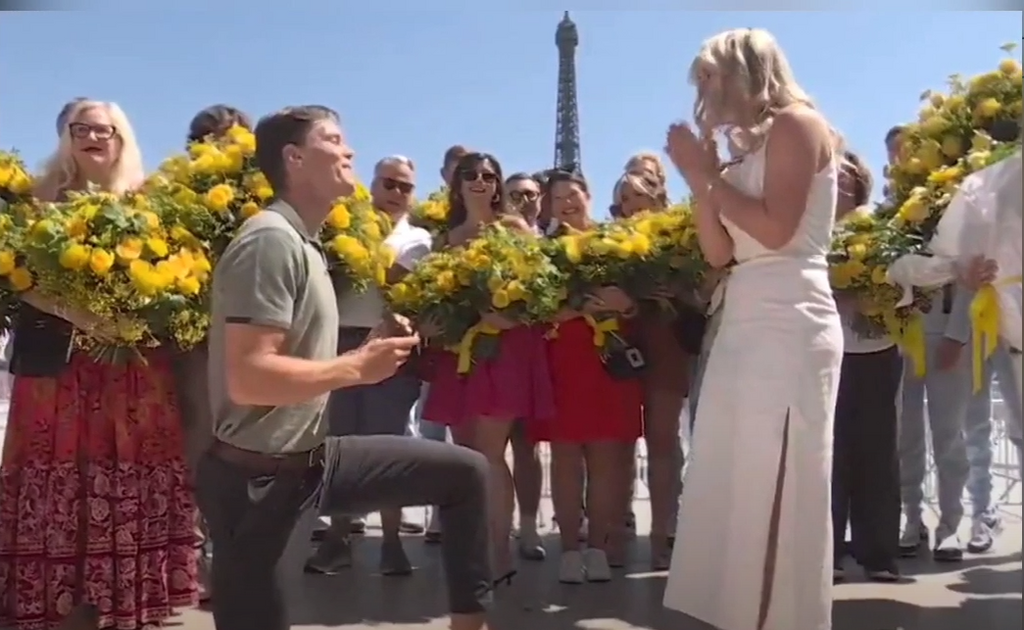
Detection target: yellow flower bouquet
<box><xmin>21</xmin><ymin>189</ymin><xmax>213</xmax><ymax>360</ymax></box>
<box><xmin>0</xmin><ymin>151</ymin><xmax>36</xmax><ymax>335</ymax></box>
<box><xmin>320</xmin><ymin>184</ymin><xmax>395</xmax><ymax>293</ymax></box>
<box><xmin>409</xmin><ymin>187</ymin><xmax>450</xmax><ymax>237</ymax></box>
<box><xmin>881</xmin><ymin>51</ymin><xmax>1023</xmax><ymax>248</ymax></box>
<box><xmin>828</xmin><ymin>207</ymin><xmax>932</xmax><ymax>339</ymax></box>
<box><xmin>146</xmin><ymin>124</ymin><xmax>273</xmax><ymax>261</ymax></box>
<box><xmin>547</xmin><ymin>207</ymin><xmax>708</xmax><ymax>311</ymax></box>
<box><xmin>386</xmin><ymin>248</ymin><xmax>479</xmax><ymax>348</ymax></box>
<box><xmin>389</xmin><ymin>223</ymin><xmax>565</xmax><ymax>372</ymax></box>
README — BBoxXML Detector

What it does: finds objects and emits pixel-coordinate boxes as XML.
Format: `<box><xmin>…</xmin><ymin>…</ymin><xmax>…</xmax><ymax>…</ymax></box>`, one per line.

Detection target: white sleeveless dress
<box><xmin>663</xmin><ymin>144</ymin><xmax>843</xmax><ymax>630</ymax></box>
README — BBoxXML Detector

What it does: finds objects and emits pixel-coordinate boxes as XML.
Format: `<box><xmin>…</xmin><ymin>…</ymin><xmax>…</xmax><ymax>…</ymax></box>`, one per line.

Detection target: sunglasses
<box><xmin>459</xmin><ymin>170</ymin><xmax>498</xmax><ymax>183</ymax></box>
<box><xmin>68</xmin><ymin>122</ymin><xmax>117</xmax><ymax>140</ymax></box>
<box><xmin>509</xmin><ymin>190</ymin><xmax>539</xmax><ymax>203</ymax></box>
<box><xmin>381</xmin><ymin>178</ymin><xmax>415</xmax><ymax>195</ymax></box>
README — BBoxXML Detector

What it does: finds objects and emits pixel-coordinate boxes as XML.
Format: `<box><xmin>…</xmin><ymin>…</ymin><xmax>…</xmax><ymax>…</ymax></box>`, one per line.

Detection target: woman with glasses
<box><xmin>421</xmin><ymin>152</ymin><xmax>555</xmax><ymax>586</ymax></box>
<box><xmin>530</xmin><ymin>170</ymin><xmax>643</xmax><ymax>585</ymax></box>
<box><xmin>0</xmin><ymin>101</ymin><xmax>198</xmax><ymax>630</ymax></box>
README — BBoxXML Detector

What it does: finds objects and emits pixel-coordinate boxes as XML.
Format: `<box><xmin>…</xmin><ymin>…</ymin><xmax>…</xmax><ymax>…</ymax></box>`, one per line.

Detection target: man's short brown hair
<box><xmin>188</xmin><ymin>104</ymin><xmax>253</xmax><ymax>144</ymax></box>
<box><xmin>254</xmin><ymin>105</ymin><xmax>338</xmax><ymax>193</ymax></box>
<box><xmin>442</xmin><ymin>144</ymin><xmax>469</xmax><ymax>170</ymax></box>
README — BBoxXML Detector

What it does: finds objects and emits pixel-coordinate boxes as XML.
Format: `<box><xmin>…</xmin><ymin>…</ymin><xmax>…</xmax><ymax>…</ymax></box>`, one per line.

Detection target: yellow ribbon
<box><xmin>969</xmin><ymin>274</ymin><xmax>1023</xmax><ymax>393</ymax></box>
<box><xmin>885</xmin><ymin>311</ymin><xmax>926</xmax><ymax>378</ymax></box>
<box><xmin>583</xmin><ymin>314</ymin><xmax>620</xmax><ymax>349</ymax></box>
<box><xmin>455</xmin><ymin>321</ymin><xmax>501</xmax><ymax>374</ymax></box>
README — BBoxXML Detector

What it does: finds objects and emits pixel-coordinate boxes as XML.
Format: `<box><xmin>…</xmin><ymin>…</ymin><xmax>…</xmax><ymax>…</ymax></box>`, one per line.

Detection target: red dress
<box><xmin>423</xmin><ymin>325</ymin><xmax>556</xmax><ymax>427</ymax></box>
<box><xmin>0</xmin><ymin>350</ymin><xmax>198</xmax><ymax>630</ymax></box>
<box><xmin>531</xmin><ymin>317</ymin><xmax>644</xmax><ymax>443</ymax></box>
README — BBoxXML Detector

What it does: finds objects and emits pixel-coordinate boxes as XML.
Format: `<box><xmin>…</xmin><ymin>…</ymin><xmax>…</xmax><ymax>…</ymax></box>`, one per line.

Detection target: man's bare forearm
<box><xmin>227</xmin><ymin>352</ymin><xmax>367</xmax><ymax>407</ymax></box>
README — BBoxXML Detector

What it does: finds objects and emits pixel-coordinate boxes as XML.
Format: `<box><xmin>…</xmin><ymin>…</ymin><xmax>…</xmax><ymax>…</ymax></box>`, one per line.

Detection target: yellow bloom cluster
<box><xmin>147</xmin><ymin>124</ymin><xmax>272</xmax><ymax>262</ymax></box>
<box><xmin>22</xmin><ymin>189</ymin><xmax>213</xmax><ymax>352</ymax></box>
<box><xmin>829</xmin><ymin>51</ymin><xmax>1022</xmax><ymax>337</ymax></box>
<box><xmin>409</xmin><ymin>187</ymin><xmax>450</xmax><ymax>237</ymax></box>
<box><xmin>321</xmin><ymin>183</ymin><xmax>395</xmax><ymax>293</ymax></box>
<box><xmin>0</xmin><ymin>151</ymin><xmax>34</xmax><ymax>212</ymax></box>
<box><xmin>883</xmin><ymin>53</ymin><xmax>1023</xmax><ymax>244</ymax></box>
<box><xmin>389</xmin><ymin>223</ymin><xmax>565</xmax><ymax>341</ymax></box>
<box><xmin>828</xmin><ymin>207</ymin><xmax>930</xmax><ymax>337</ymax></box>
<box><xmin>548</xmin><ymin>204</ymin><xmax>708</xmax><ymax>310</ymax></box>
<box><xmin>0</xmin><ymin>193</ymin><xmax>33</xmax><ymax>336</ymax></box>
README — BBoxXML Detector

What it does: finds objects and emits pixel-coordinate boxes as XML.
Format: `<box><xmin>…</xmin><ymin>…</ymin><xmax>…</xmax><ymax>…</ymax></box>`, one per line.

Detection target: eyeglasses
<box><xmin>509</xmin><ymin>190</ymin><xmax>539</xmax><ymax>203</ymax></box>
<box><xmin>459</xmin><ymin>170</ymin><xmax>498</xmax><ymax>183</ymax></box>
<box><xmin>68</xmin><ymin>122</ymin><xmax>117</xmax><ymax>140</ymax></box>
<box><xmin>381</xmin><ymin>178</ymin><xmax>415</xmax><ymax>195</ymax></box>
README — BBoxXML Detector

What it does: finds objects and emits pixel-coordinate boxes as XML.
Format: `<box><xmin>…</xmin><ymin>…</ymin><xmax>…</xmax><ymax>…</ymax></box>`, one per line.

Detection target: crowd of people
<box><xmin>0</xmin><ymin>25</ymin><xmax>1022</xmax><ymax>630</ymax></box>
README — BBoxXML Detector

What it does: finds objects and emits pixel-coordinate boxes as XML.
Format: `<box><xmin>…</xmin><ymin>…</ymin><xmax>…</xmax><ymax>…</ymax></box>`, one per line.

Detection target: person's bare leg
<box><xmin>380</xmin><ymin>507</ymin><xmax>412</xmax><ymax>575</ymax></box>
<box><xmin>511</xmin><ymin>424</ymin><xmax>545</xmax><ymax>560</ymax></box>
<box><xmin>450</xmin><ymin>613</ymin><xmax>489</xmax><ymax>630</ymax></box>
<box><xmin>551</xmin><ymin>443</ymin><xmax>586</xmax><ymax>583</ymax></box>
<box><xmin>582</xmin><ymin>442</ymin><xmax>626</xmax><ymax>581</ymax></box>
<box><xmin>645</xmin><ymin>388</ymin><xmax>685</xmax><ymax>569</ymax></box>
<box><xmin>473</xmin><ymin>418</ymin><xmax>516</xmax><ymax>579</ymax></box>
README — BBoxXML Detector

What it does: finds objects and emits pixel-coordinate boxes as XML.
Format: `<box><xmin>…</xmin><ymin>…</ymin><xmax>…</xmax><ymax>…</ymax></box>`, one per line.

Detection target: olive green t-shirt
<box><xmin>207</xmin><ymin>200</ymin><xmax>339</xmax><ymax>454</ymax></box>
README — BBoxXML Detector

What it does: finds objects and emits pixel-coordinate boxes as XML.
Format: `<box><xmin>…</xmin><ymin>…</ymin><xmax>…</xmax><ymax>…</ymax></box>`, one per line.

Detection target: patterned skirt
<box><xmin>0</xmin><ymin>351</ymin><xmax>198</xmax><ymax>630</ymax></box>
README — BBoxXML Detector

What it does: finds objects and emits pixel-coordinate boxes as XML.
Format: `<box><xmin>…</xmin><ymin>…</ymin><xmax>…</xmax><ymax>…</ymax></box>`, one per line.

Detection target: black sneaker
<box><xmin>898</xmin><ymin>523</ymin><xmax>929</xmax><ymax>558</ymax></box>
<box><xmin>864</xmin><ymin>566</ymin><xmax>902</xmax><ymax>583</ymax></box>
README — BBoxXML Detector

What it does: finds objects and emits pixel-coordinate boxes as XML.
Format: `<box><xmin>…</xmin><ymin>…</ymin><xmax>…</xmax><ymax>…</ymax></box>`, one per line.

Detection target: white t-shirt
<box><xmin>337</xmin><ymin>214</ymin><xmax>432</xmax><ymax>328</ymax></box>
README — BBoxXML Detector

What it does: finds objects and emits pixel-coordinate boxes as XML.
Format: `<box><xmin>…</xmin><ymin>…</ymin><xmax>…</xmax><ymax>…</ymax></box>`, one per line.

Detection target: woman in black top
<box><xmin>0</xmin><ymin>100</ymin><xmax>198</xmax><ymax>630</ymax></box>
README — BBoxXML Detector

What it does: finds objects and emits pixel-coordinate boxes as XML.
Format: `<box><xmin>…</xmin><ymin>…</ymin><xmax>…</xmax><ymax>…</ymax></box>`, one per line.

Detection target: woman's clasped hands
<box><xmin>583</xmin><ymin>286</ymin><xmax>636</xmax><ymax>317</ymax></box>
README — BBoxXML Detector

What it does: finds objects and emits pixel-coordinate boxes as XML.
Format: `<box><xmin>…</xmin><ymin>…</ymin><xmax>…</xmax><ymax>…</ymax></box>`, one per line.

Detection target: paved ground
<box><xmin>173</xmin><ymin>504</ymin><xmax>1022</xmax><ymax>630</ymax></box>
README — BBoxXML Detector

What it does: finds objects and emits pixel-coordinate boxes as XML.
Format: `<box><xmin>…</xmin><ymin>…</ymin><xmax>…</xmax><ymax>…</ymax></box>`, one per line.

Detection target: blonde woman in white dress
<box><xmin>662</xmin><ymin>28</ymin><xmax>843</xmax><ymax>630</ymax></box>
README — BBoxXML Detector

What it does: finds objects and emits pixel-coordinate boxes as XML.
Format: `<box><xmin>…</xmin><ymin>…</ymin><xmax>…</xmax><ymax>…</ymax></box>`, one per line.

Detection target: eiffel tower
<box><xmin>553</xmin><ymin>11</ymin><xmax>581</xmax><ymax>174</ymax></box>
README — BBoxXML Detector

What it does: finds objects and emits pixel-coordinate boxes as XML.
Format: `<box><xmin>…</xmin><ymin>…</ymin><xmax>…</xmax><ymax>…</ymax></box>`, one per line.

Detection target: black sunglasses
<box><xmin>509</xmin><ymin>190</ymin><xmax>539</xmax><ymax>203</ymax></box>
<box><xmin>68</xmin><ymin>122</ymin><xmax>117</xmax><ymax>140</ymax></box>
<box><xmin>381</xmin><ymin>178</ymin><xmax>415</xmax><ymax>195</ymax></box>
<box><xmin>459</xmin><ymin>170</ymin><xmax>498</xmax><ymax>183</ymax></box>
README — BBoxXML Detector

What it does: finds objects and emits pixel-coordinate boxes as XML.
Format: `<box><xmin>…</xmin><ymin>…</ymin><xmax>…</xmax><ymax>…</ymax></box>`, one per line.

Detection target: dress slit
<box><xmin>757</xmin><ymin>411</ymin><xmax>791</xmax><ymax>630</ymax></box>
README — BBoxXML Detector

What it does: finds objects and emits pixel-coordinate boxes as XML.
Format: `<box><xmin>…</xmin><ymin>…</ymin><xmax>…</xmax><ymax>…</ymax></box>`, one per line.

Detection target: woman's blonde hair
<box><xmin>35</xmin><ymin>100</ymin><xmax>144</xmax><ymax>201</ymax></box>
<box><xmin>614</xmin><ymin>152</ymin><xmax>669</xmax><ymax>209</ymax></box>
<box><xmin>689</xmin><ymin>28</ymin><xmax>836</xmax><ymax>155</ymax></box>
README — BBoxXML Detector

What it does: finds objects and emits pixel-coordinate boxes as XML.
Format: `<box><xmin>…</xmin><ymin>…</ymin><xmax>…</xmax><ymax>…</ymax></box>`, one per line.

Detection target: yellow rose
<box><xmin>239</xmin><ymin>201</ymin><xmax>261</xmax><ymax>219</ymax></box>
<box><xmin>89</xmin><ymin>248</ymin><xmax>115</xmax><ymax>276</ymax></box>
<box><xmin>491</xmin><ymin>288</ymin><xmax>511</xmax><ymax>309</ymax></box>
<box><xmin>59</xmin><ymin>243</ymin><xmax>91</xmax><ymax>271</ymax></box>
<box><xmin>0</xmin><ymin>250</ymin><xmax>14</xmax><ymax>275</ymax></box>
<box><xmin>327</xmin><ymin>204</ymin><xmax>352</xmax><ymax>230</ymax></box>
<box><xmin>8</xmin><ymin>266</ymin><xmax>33</xmax><ymax>291</ymax></box>
<box><xmin>204</xmin><ymin>184</ymin><xmax>235</xmax><ymax>212</ymax></box>
<box><xmin>146</xmin><ymin>237</ymin><xmax>170</xmax><ymax>258</ymax></box>
<box><xmin>999</xmin><ymin>58</ymin><xmax>1022</xmax><ymax>76</ymax></box>
<box><xmin>176</xmin><ymin>275</ymin><xmax>202</xmax><ymax>296</ymax></box>
<box><xmin>973</xmin><ymin>97</ymin><xmax>1001</xmax><ymax>120</ymax></box>
<box><xmin>116</xmin><ymin>238</ymin><xmax>144</xmax><ymax>262</ymax></box>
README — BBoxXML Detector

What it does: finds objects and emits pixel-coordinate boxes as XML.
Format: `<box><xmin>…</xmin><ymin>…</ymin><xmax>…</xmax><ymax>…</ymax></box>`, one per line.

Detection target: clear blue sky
<box><xmin>1</xmin><ymin>11</ymin><xmax>1020</xmax><ymax>216</ymax></box>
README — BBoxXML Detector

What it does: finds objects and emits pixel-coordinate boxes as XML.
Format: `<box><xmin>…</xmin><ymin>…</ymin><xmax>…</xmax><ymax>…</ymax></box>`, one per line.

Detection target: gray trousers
<box><xmin>196</xmin><ymin>436</ymin><xmax>492</xmax><ymax>630</ymax></box>
<box><xmin>899</xmin><ymin>335</ymin><xmax>972</xmax><ymax>529</ymax></box>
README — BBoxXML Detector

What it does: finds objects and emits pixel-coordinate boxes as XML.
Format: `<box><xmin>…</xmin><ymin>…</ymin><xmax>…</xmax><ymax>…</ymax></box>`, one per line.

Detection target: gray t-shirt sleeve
<box><xmin>218</xmin><ymin>226</ymin><xmax>305</xmax><ymax>329</ymax></box>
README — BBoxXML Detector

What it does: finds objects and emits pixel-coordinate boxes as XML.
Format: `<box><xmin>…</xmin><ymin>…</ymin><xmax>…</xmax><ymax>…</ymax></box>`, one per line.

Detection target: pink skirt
<box><xmin>422</xmin><ymin>325</ymin><xmax>555</xmax><ymax>427</ymax></box>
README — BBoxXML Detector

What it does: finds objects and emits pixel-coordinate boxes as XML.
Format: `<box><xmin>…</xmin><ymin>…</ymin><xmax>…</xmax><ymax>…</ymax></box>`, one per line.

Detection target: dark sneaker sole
<box><xmin>933</xmin><ymin>550</ymin><xmax>963</xmax><ymax>562</ymax></box>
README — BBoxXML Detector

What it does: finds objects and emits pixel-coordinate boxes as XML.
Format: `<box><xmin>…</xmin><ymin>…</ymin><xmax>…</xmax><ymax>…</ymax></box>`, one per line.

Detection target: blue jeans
<box><xmin>411</xmin><ymin>383</ymin><xmax>449</xmax><ymax>442</ymax></box>
<box><xmin>899</xmin><ymin>336</ymin><xmax>972</xmax><ymax>530</ymax></box>
<box><xmin>964</xmin><ymin>344</ymin><xmax>1022</xmax><ymax>516</ymax></box>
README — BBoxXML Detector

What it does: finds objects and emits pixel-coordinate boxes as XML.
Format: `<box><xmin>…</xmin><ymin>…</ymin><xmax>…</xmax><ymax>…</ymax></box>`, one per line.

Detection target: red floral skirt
<box><xmin>0</xmin><ymin>351</ymin><xmax>198</xmax><ymax>630</ymax></box>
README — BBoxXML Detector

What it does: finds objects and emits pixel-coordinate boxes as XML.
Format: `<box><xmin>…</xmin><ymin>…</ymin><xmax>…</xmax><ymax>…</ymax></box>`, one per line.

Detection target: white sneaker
<box><xmin>558</xmin><ymin>550</ymin><xmax>585</xmax><ymax>584</ymax></box>
<box><xmin>967</xmin><ymin>511</ymin><xmax>1001</xmax><ymax>553</ymax></box>
<box><xmin>583</xmin><ymin>548</ymin><xmax>612</xmax><ymax>582</ymax></box>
